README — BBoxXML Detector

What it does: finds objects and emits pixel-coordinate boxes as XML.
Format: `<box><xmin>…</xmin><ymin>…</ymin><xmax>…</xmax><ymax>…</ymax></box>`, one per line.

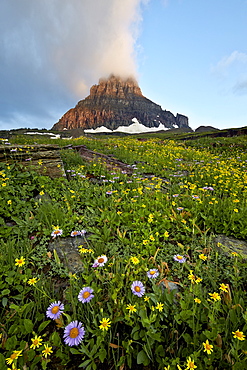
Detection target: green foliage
<box><xmin>1</xmin><ymin>135</ymin><xmax>247</xmax><ymax>369</ymax></box>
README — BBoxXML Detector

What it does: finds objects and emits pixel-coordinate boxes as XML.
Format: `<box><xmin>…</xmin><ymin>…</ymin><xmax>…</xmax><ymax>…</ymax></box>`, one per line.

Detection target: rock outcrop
<box><xmin>53</xmin><ymin>75</ymin><xmax>189</xmax><ymax>131</ymax></box>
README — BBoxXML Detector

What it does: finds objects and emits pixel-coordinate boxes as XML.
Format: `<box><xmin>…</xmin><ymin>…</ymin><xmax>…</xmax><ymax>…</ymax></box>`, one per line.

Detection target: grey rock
<box><xmin>214</xmin><ymin>234</ymin><xmax>247</xmax><ymax>259</ymax></box>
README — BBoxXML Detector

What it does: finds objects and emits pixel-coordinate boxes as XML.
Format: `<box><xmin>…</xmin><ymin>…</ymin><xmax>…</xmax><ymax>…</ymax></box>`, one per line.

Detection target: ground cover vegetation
<box><xmin>1</xmin><ymin>134</ymin><xmax>247</xmax><ymax>369</ymax></box>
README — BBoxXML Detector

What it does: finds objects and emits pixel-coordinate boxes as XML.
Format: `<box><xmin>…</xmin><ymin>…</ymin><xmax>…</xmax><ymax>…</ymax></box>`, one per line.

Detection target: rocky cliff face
<box><xmin>52</xmin><ymin>75</ymin><xmax>189</xmax><ymax>131</ymax></box>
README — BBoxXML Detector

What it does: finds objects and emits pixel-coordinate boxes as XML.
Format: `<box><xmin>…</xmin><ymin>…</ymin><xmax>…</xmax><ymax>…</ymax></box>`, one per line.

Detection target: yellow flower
<box><xmin>27</xmin><ymin>277</ymin><xmax>39</xmax><ymax>285</ymax></box>
<box><xmin>232</xmin><ymin>252</ymin><xmax>239</xmax><ymax>257</ymax></box>
<box><xmin>195</xmin><ymin>277</ymin><xmax>202</xmax><ymax>284</ymax></box>
<box><xmin>38</xmin><ymin>160</ymin><xmax>43</xmax><ymax>165</ymax></box>
<box><xmin>7</xmin><ymin>200</ymin><xmax>12</xmax><ymax>205</ymax></box>
<box><xmin>185</xmin><ymin>356</ymin><xmax>197</xmax><ymax>369</ymax></box>
<box><xmin>194</xmin><ymin>298</ymin><xmax>201</xmax><ymax>304</ymax></box>
<box><xmin>42</xmin><ymin>343</ymin><xmax>53</xmax><ymax>358</ymax></box>
<box><xmin>15</xmin><ymin>256</ymin><xmax>25</xmax><ymax>267</ymax></box>
<box><xmin>232</xmin><ymin>330</ymin><xmax>246</xmax><ymax>341</ymax></box>
<box><xmin>68</xmin><ymin>272</ymin><xmax>78</xmax><ymax>279</ymax></box>
<box><xmin>149</xmin><ymin>234</ymin><xmax>155</xmax><ymax>241</ymax></box>
<box><xmin>99</xmin><ymin>318</ymin><xmax>111</xmax><ymax>331</ymax></box>
<box><xmin>199</xmin><ymin>254</ymin><xmax>207</xmax><ymax>261</ymax></box>
<box><xmin>144</xmin><ymin>296</ymin><xmax>150</xmax><ymax>302</ymax></box>
<box><xmin>2</xmin><ymin>183</ymin><xmax>7</xmax><ymax>186</ymax></box>
<box><xmin>6</xmin><ymin>350</ymin><xmax>22</xmax><ymax>364</ymax></box>
<box><xmin>39</xmin><ymin>191</ymin><xmax>44</xmax><ymax>196</ymax></box>
<box><xmin>233</xmin><ymin>209</ymin><xmax>239</xmax><ymax>213</ymax></box>
<box><xmin>143</xmin><ymin>239</ymin><xmax>149</xmax><ymax>245</ymax></box>
<box><xmin>130</xmin><ymin>256</ymin><xmax>140</xmax><ymax>265</ymax></box>
<box><xmin>30</xmin><ymin>335</ymin><xmax>43</xmax><ymax>349</ymax></box>
<box><xmin>155</xmin><ymin>302</ymin><xmax>164</xmax><ymax>312</ymax></box>
<box><xmin>163</xmin><ymin>231</ymin><xmax>169</xmax><ymax>238</ymax></box>
<box><xmin>208</xmin><ymin>292</ymin><xmax>221</xmax><ymax>301</ymax></box>
<box><xmin>203</xmin><ymin>339</ymin><xmax>213</xmax><ymax>354</ymax></box>
<box><xmin>126</xmin><ymin>304</ymin><xmax>137</xmax><ymax>313</ymax></box>
<box><xmin>219</xmin><ymin>283</ymin><xmax>228</xmax><ymax>292</ymax></box>
<box><xmin>188</xmin><ymin>270</ymin><xmax>196</xmax><ymax>283</ymax></box>
<box><xmin>7</xmin><ymin>364</ymin><xmax>20</xmax><ymax>370</ymax></box>
<box><xmin>78</xmin><ymin>246</ymin><xmax>93</xmax><ymax>254</ymax></box>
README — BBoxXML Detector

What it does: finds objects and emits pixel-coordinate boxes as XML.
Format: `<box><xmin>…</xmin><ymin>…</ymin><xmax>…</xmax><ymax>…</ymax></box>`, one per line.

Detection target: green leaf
<box><xmin>98</xmin><ymin>348</ymin><xmax>107</xmax><ymax>363</ymax></box>
<box><xmin>0</xmin><ymin>353</ymin><xmax>5</xmax><ymax>368</ymax></box>
<box><xmin>24</xmin><ymin>318</ymin><xmax>34</xmax><ymax>333</ymax></box>
<box><xmin>70</xmin><ymin>348</ymin><xmax>81</xmax><ymax>355</ymax></box>
<box><xmin>79</xmin><ymin>359</ymin><xmax>92</xmax><ymax>368</ymax></box>
<box><xmin>27</xmin><ymin>348</ymin><xmax>36</xmax><ymax>361</ymax></box>
<box><xmin>38</xmin><ymin>320</ymin><xmax>50</xmax><ymax>333</ymax></box>
<box><xmin>1</xmin><ymin>288</ymin><xmax>10</xmax><ymax>295</ymax></box>
<box><xmin>50</xmin><ymin>331</ymin><xmax>61</xmax><ymax>346</ymax></box>
<box><xmin>2</xmin><ymin>297</ymin><xmax>8</xmax><ymax>307</ymax></box>
<box><xmin>137</xmin><ymin>350</ymin><xmax>149</xmax><ymax>366</ymax></box>
<box><xmin>5</xmin><ymin>335</ymin><xmax>17</xmax><ymax>350</ymax></box>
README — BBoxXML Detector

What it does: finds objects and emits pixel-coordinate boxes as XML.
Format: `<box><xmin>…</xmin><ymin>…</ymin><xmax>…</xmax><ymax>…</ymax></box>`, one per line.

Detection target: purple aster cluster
<box><xmin>202</xmin><ymin>186</ymin><xmax>214</xmax><ymax>191</ymax></box>
<box><xmin>46</xmin><ymin>301</ymin><xmax>64</xmax><ymax>320</ymax></box>
<box><xmin>131</xmin><ymin>281</ymin><xmax>145</xmax><ymax>297</ymax></box>
<box><xmin>51</xmin><ymin>229</ymin><xmax>63</xmax><ymax>238</ymax></box>
<box><xmin>71</xmin><ymin>230</ymin><xmax>87</xmax><ymax>237</ymax></box>
<box><xmin>173</xmin><ymin>254</ymin><xmax>186</xmax><ymax>263</ymax></box>
<box><xmin>63</xmin><ymin>320</ymin><xmax>85</xmax><ymax>346</ymax></box>
<box><xmin>78</xmin><ymin>287</ymin><xmax>94</xmax><ymax>303</ymax></box>
<box><xmin>147</xmin><ymin>269</ymin><xmax>159</xmax><ymax>279</ymax></box>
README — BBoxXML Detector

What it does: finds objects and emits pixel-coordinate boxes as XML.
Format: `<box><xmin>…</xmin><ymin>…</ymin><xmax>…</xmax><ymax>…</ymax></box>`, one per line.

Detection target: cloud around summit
<box><xmin>0</xmin><ymin>0</ymin><xmax>148</xmax><ymax>129</ymax></box>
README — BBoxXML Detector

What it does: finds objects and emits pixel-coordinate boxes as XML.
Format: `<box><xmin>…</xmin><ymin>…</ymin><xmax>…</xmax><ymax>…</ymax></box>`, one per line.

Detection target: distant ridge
<box><xmin>52</xmin><ymin>75</ymin><xmax>189</xmax><ymax>132</ymax></box>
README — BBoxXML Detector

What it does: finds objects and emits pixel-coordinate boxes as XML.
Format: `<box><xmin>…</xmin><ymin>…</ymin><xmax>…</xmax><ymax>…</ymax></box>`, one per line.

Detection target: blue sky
<box><xmin>1</xmin><ymin>0</ymin><xmax>247</xmax><ymax>130</ymax></box>
<box><xmin>138</xmin><ymin>0</ymin><xmax>247</xmax><ymax>129</ymax></box>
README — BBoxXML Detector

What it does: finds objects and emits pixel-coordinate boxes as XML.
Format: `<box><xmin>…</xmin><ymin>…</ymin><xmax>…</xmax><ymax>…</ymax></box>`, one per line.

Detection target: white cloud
<box><xmin>0</xmin><ymin>0</ymin><xmax>148</xmax><ymax>129</ymax></box>
<box><xmin>212</xmin><ymin>51</ymin><xmax>247</xmax><ymax>77</ymax></box>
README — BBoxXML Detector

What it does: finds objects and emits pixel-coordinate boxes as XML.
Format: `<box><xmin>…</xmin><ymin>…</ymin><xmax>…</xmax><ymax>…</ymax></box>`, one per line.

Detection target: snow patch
<box><xmin>25</xmin><ymin>132</ymin><xmax>61</xmax><ymax>139</ymax></box>
<box><xmin>84</xmin><ymin>118</ymin><xmax>170</xmax><ymax>134</ymax></box>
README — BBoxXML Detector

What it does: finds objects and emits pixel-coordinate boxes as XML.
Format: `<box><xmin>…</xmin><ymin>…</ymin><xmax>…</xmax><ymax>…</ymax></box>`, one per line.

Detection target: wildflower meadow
<box><xmin>1</xmin><ymin>134</ymin><xmax>247</xmax><ymax>369</ymax></box>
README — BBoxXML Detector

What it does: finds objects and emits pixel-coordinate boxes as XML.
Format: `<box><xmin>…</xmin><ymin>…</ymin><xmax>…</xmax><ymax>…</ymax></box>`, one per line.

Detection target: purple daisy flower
<box><xmin>51</xmin><ymin>229</ymin><xmax>63</xmax><ymax>238</ymax></box>
<box><xmin>71</xmin><ymin>231</ymin><xmax>81</xmax><ymax>237</ymax></box>
<box><xmin>131</xmin><ymin>281</ymin><xmax>145</xmax><ymax>297</ymax></box>
<box><xmin>78</xmin><ymin>287</ymin><xmax>94</xmax><ymax>303</ymax></box>
<box><xmin>147</xmin><ymin>269</ymin><xmax>159</xmax><ymax>279</ymax></box>
<box><xmin>46</xmin><ymin>301</ymin><xmax>64</xmax><ymax>320</ymax></box>
<box><xmin>94</xmin><ymin>255</ymin><xmax>108</xmax><ymax>267</ymax></box>
<box><xmin>63</xmin><ymin>320</ymin><xmax>85</xmax><ymax>346</ymax></box>
<box><xmin>173</xmin><ymin>254</ymin><xmax>186</xmax><ymax>263</ymax></box>
<box><xmin>106</xmin><ymin>191</ymin><xmax>113</xmax><ymax>195</ymax></box>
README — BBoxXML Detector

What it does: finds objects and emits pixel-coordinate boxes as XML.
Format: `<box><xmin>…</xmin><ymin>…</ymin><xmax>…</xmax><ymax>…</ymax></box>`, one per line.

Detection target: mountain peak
<box><xmin>89</xmin><ymin>74</ymin><xmax>143</xmax><ymax>99</ymax></box>
<box><xmin>52</xmin><ymin>75</ymin><xmax>189</xmax><ymax>131</ymax></box>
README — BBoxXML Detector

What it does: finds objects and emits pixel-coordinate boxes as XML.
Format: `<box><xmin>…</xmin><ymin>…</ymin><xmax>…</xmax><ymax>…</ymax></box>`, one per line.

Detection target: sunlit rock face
<box><xmin>52</xmin><ymin>75</ymin><xmax>189</xmax><ymax>131</ymax></box>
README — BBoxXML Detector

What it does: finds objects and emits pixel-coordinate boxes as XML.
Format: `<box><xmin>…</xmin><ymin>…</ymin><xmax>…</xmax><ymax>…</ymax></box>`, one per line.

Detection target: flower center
<box><xmin>83</xmin><ymin>291</ymin><xmax>90</xmax><ymax>299</ymax></box>
<box><xmin>150</xmin><ymin>270</ymin><xmax>155</xmax><ymax>275</ymax></box>
<box><xmin>69</xmin><ymin>327</ymin><xmax>79</xmax><ymax>338</ymax></box>
<box><xmin>10</xmin><ymin>353</ymin><xmax>18</xmax><ymax>360</ymax></box>
<box><xmin>102</xmin><ymin>321</ymin><xmax>108</xmax><ymax>327</ymax></box>
<box><xmin>135</xmin><ymin>286</ymin><xmax>141</xmax><ymax>292</ymax></box>
<box><xmin>177</xmin><ymin>256</ymin><xmax>183</xmax><ymax>260</ymax></box>
<box><xmin>98</xmin><ymin>258</ymin><xmax>104</xmax><ymax>263</ymax></box>
<box><xmin>51</xmin><ymin>305</ymin><xmax>59</xmax><ymax>314</ymax></box>
<box><xmin>33</xmin><ymin>340</ymin><xmax>39</xmax><ymax>345</ymax></box>
<box><xmin>54</xmin><ymin>230</ymin><xmax>60</xmax><ymax>234</ymax></box>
